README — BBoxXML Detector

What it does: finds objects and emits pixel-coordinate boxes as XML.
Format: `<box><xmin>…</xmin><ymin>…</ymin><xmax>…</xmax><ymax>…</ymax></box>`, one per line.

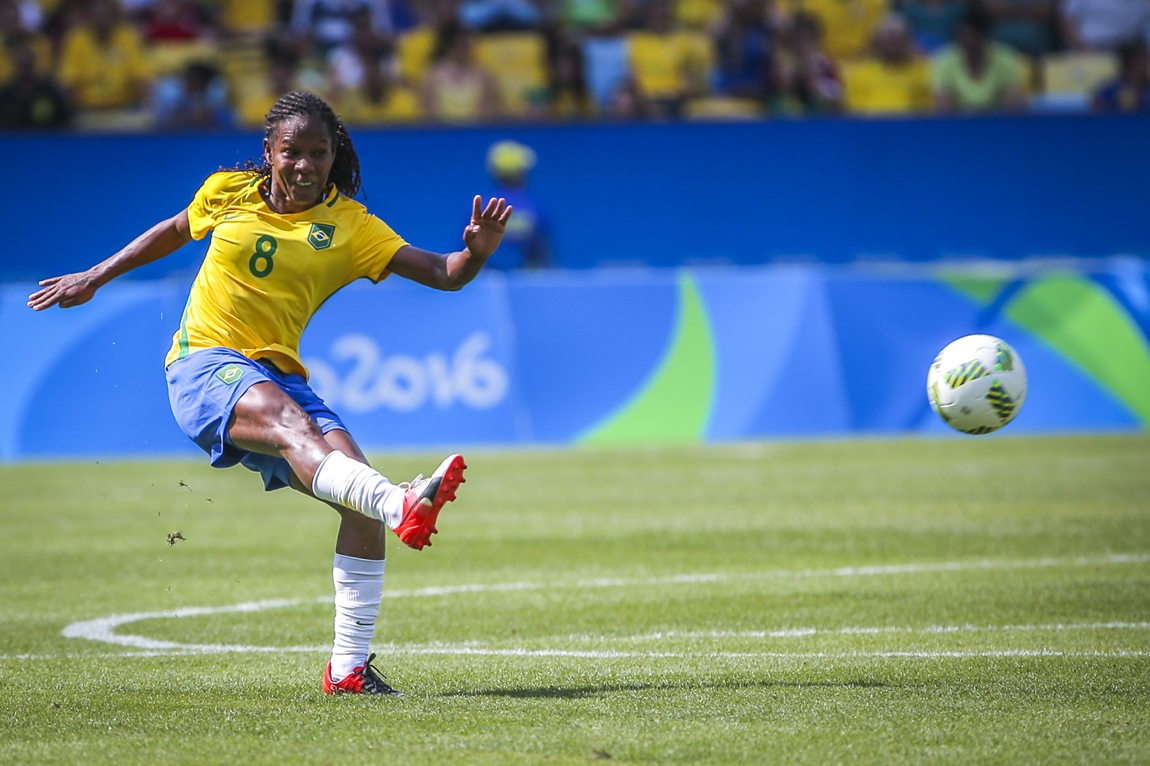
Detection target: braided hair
<box><xmin>238</xmin><ymin>91</ymin><xmax>363</xmax><ymax>198</ymax></box>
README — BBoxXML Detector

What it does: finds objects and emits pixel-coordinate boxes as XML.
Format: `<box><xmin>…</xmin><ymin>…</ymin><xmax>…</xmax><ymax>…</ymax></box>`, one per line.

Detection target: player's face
<box><xmin>263</xmin><ymin>116</ymin><xmax>336</xmax><ymax>212</ymax></box>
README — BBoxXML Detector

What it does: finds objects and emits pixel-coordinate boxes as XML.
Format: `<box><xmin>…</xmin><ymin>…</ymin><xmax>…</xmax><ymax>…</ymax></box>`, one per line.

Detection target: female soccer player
<box><xmin>27</xmin><ymin>91</ymin><xmax>512</xmax><ymax>696</ymax></box>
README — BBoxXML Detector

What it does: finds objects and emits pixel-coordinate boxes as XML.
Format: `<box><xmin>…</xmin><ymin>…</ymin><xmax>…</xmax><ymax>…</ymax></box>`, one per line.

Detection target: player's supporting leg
<box><xmin>229</xmin><ymin>383</ymin><xmax>465</xmax><ymax>693</ymax></box>
<box><xmin>289</xmin><ymin>431</ymin><xmax>401</xmax><ymax>694</ymax></box>
<box><xmin>330</xmin><ymin>552</ymin><xmax>385</xmax><ymax>678</ymax></box>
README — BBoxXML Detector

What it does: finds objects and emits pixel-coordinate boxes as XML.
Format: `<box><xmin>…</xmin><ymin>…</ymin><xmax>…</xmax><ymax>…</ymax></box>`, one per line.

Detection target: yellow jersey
<box><xmin>55</xmin><ymin>23</ymin><xmax>146</xmax><ymax>109</ymax></box>
<box><xmin>166</xmin><ymin>171</ymin><xmax>408</xmax><ymax>378</ymax></box>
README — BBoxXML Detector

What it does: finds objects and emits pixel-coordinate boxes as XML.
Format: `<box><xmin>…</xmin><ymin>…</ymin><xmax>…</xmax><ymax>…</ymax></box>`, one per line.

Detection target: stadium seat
<box><xmin>145</xmin><ymin>40</ymin><xmax>220</xmax><ymax>78</ymax></box>
<box><xmin>397</xmin><ymin>26</ymin><xmax>437</xmax><ymax>85</ymax></box>
<box><xmin>473</xmin><ymin>32</ymin><xmax>550</xmax><ymax>116</ymax></box>
<box><xmin>1032</xmin><ymin>51</ymin><xmax>1117</xmax><ymax>112</ymax></box>
<box><xmin>218</xmin><ymin>0</ymin><xmax>278</xmax><ymax>36</ymax></box>
<box><xmin>676</xmin><ymin>0</ymin><xmax>723</xmax><ymax>29</ymax></box>
<box><xmin>218</xmin><ymin>39</ymin><xmax>267</xmax><ymax>104</ymax></box>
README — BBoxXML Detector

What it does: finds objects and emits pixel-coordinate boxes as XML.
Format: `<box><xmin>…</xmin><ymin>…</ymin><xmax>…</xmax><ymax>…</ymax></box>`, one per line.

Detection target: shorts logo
<box><xmin>215</xmin><ymin>364</ymin><xmax>245</xmax><ymax>385</ymax></box>
<box><xmin>308</xmin><ymin>223</ymin><xmax>335</xmax><ymax>251</ymax></box>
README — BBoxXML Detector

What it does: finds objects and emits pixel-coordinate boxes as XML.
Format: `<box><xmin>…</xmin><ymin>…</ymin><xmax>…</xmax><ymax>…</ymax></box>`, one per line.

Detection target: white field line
<box><xmin>580</xmin><ymin>621</ymin><xmax>1150</xmax><ymax>642</ymax></box>
<box><xmin>31</xmin><ymin>552</ymin><xmax>1150</xmax><ymax>659</ymax></box>
<box><xmin>374</xmin><ymin>553</ymin><xmax>1150</xmax><ymax>602</ymax></box>
<box><xmin>4</xmin><ymin>647</ymin><xmax>1150</xmax><ymax>662</ymax></box>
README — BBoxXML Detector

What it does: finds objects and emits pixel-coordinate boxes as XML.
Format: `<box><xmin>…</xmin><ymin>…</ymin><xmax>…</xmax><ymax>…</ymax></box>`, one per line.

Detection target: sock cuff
<box><xmin>312</xmin><ymin>450</ymin><xmax>353</xmax><ymax>498</ymax></box>
<box><xmin>333</xmin><ymin>553</ymin><xmax>386</xmax><ymax>577</ymax></box>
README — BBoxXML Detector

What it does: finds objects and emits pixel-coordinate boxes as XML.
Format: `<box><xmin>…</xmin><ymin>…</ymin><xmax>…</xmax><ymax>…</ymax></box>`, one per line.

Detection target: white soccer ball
<box><xmin>927</xmin><ymin>334</ymin><xmax>1027</xmax><ymax>435</ymax></box>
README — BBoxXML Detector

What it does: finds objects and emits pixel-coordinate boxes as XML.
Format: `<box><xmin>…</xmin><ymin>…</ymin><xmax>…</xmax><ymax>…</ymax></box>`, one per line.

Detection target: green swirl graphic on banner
<box><xmin>942</xmin><ymin>270</ymin><xmax>1150</xmax><ymax>426</ymax></box>
<box><xmin>1006</xmin><ymin>274</ymin><xmax>1150</xmax><ymax>425</ymax></box>
<box><xmin>579</xmin><ymin>272</ymin><xmax>716</xmax><ymax>445</ymax></box>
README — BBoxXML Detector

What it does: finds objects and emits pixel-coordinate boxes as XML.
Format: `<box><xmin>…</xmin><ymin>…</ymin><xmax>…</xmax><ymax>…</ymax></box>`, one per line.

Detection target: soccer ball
<box><xmin>927</xmin><ymin>334</ymin><xmax>1027</xmax><ymax>435</ymax></box>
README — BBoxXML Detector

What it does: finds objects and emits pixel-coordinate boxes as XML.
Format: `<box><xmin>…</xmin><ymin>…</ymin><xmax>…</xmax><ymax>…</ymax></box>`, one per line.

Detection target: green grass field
<box><xmin>1</xmin><ymin>435</ymin><xmax>1148</xmax><ymax>765</ymax></box>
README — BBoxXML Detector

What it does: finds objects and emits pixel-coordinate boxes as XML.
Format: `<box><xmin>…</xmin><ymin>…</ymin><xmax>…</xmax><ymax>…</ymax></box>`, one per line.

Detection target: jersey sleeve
<box><xmin>350</xmin><ymin>211</ymin><xmax>409</xmax><ymax>283</ymax></box>
<box><xmin>186</xmin><ymin>172</ymin><xmax>237</xmax><ymax>241</ymax></box>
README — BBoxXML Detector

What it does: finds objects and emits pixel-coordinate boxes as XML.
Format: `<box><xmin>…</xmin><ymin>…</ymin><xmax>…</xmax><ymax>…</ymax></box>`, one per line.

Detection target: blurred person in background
<box><xmin>931</xmin><ymin>4</ymin><xmax>1025</xmax><ymax>112</ymax></box>
<box><xmin>535</xmin><ymin>36</ymin><xmax>595</xmax><ymax>118</ymax></box>
<box><xmin>483</xmin><ymin>140</ymin><xmax>553</xmax><ymax>269</ymax></box>
<box><xmin>211</xmin><ymin>0</ymin><xmax>282</xmax><ymax>38</ymax></box>
<box><xmin>139</xmin><ymin>0</ymin><xmax>210</xmax><ymax>41</ymax></box>
<box><xmin>153</xmin><ymin>60</ymin><xmax>233</xmax><ymax>128</ymax></box>
<box><xmin>1062</xmin><ymin>0</ymin><xmax>1150</xmax><ymax>51</ymax></box>
<box><xmin>778</xmin><ymin>0</ymin><xmax>888</xmax><ymax>61</ymax></box>
<box><xmin>771</xmin><ymin>10</ymin><xmax>842</xmax><ymax>114</ymax></box>
<box><xmin>627</xmin><ymin>0</ymin><xmax>710</xmax><ymax>116</ymax></box>
<box><xmin>897</xmin><ymin>0</ymin><xmax>969</xmax><ymax>52</ymax></box>
<box><xmin>56</xmin><ymin>0</ymin><xmax>149</xmax><ymax>111</ymax></box>
<box><xmin>327</xmin><ymin>5</ymin><xmax>396</xmax><ymax>98</ymax></box>
<box><xmin>561</xmin><ymin>0</ymin><xmax>620</xmax><ymax>33</ymax></box>
<box><xmin>710</xmin><ymin>0</ymin><xmax>776</xmax><ymax>102</ymax></box>
<box><xmin>0</xmin><ymin>38</ymin><xmax>71</xmax><ymax>128</ymax></box>
<box><xmin>41</xmin><ymin>0</ymin><xmax>93</xmax><ymax>43</ymax></box>
<box><xmin>214</xmin><ymin>0</ymin><xmax>282</xmax><ymax>38</ymax></box>
<box><xmin>293</xmin><ymin>0</ymin><xmax>410</xmax><ymax>54</ymax></box>
<box><xmin>421</xmin><ymin>25</ymin><xmax>501</xmax><ymax>121</ymax></box>
<box><xmin>0</xmin><ymin>0</ymin><xmax>53</xmax><ymax>87</ymax></box>
<box><xmin>1092</xmin><ymin>38</ymin><xmax>1150</xmax><ymax>112</ymax></box>
<box><xmin>984</xmin><ymin>0</ymin><xmax>1057</xmax><ymax>57</ymax></box>
<box><xmin>605</xmin><ymin>75</ymin><xmax>652</xmax><ymax>116</ymax></box>
<box><xmin>237</xmin><ymin>49</ymin><xmax>302</xmax><ymax>127</ymax></box>
<box><xmin>458</xmin><ymin>0</ymin><xmax>543</xmax><ymax>31</ymax></box>
<box><xmin>336</xmin><ymin>46</ymin><xmax>423</xmax><ymax>123</ymax></box>
<box><xmin>842</xmin><ymin>14</ymin><xmax>932</xmax><ymax>114</ymax></box>
<box><xmin>391</xmin><ymin>0</ymin><xmax>460</xmax><ymax>87</ymax></box>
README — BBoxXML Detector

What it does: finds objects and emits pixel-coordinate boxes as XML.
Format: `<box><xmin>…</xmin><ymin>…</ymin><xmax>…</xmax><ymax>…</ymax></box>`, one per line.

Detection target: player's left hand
<box><xmin>27</xmin><ymin>270</ymin><xmax>100</xmax><ymax>311</ymax></box>
<box><xmin>462</xmin><ymin>196</ymin><xmax>512</xmax><ymax>260</ymax></box>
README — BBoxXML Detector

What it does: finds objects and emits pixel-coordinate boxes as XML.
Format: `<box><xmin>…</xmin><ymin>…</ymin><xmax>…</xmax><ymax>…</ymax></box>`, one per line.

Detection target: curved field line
<box><xmin>53</xmin><ymin>553</ymin><xmax>1150</xmax><ymax>657</ymax></box>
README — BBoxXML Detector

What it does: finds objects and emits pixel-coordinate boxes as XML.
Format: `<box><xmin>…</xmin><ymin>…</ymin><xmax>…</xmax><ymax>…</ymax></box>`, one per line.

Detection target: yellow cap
<box><xmin>486</xmin><ymin>140</ymin><xmax>537</xmax><ymax>177</ymax></box>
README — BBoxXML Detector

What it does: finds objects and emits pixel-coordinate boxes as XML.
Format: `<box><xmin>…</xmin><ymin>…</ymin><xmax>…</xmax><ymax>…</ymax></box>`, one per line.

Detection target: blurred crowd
<box><xmin>1</xmin><ymin>0</ymin><xmax>1148</xmax><ymax>131</ymax></box>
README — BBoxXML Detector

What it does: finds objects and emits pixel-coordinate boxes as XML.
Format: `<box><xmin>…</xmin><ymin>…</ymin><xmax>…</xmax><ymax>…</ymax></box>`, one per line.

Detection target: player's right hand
<box><xmin>27</xmin><ymin>271</ymin><xmax>100</xmax><ymax>311</ymax></box>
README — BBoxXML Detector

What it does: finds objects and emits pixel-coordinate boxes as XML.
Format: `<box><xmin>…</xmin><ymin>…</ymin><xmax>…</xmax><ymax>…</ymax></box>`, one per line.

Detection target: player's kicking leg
<box><xmin>311</xmin><ymin>451</ymin><xmax>466</xmax><ymax>551</ymax></box>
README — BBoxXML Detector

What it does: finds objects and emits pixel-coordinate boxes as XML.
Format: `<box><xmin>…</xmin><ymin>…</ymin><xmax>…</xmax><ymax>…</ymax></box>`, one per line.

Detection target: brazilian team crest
<box><xmin>215</xmin><ymin>364</ymin><xmax>245</xmax><ymax>386</ymax></box>
<box><xmin>308</xmin><ymin>223</ymin><xmax>335</xmax><ymax>251</ymax></box>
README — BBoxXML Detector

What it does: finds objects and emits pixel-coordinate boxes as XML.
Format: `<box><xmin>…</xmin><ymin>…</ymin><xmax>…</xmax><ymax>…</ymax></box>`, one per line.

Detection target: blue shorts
<box><xmin>165</xmin><ymin>348</ymin><xmax>347</xmax><ymax>491</ymax></box>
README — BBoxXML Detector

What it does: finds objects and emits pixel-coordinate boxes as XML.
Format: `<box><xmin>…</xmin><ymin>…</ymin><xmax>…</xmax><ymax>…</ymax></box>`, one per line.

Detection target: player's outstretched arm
<box><xmin>388</xmin><ymin>196</ymin><xmax>512</xmax><ymax>291</ymax></box>
<box><xmin>28</xmin><ymin>209</ymin><xmax>192</xmax><ymax>311</ymax></box>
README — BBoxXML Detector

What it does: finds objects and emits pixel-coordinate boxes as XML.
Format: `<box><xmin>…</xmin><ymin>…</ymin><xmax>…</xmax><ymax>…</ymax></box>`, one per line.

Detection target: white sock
<box><xmin>330</xmin><ymin>554</ymin><xmax>385</xmax><ymax>683</ymax></box>
<box><xmin>311</xmin><ymin>451</ymin><xmax>406</xmax><ymax>529</ymax></box>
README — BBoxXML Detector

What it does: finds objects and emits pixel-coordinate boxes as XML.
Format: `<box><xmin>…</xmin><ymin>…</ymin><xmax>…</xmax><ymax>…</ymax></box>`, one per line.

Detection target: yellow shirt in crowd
<box><xmin>167</xmin><ymin>171</ymin><xmax>408</xmax><ymax>378</ymax></box>
<box><xmin>628</xmin><ymin>30</ymin><xmax>711</xmax><ymax>100</ymax></box>
<box><xmin>781</xmin><ymin>0</ymin><xmax>887</xmax><ymax>61</ymax></box>
<box><xmin>842</xmin><ymin>58</ymin><xmax>933</xmax><ymax>114</ymax></box>
<box><xmin>337</xmin><ymin>84</ymin><xmax>424</xmax><ymax>126</ymax></box>
<box><xmin>212</xmin><ymin>0</ymin><xmax>278</xmax><ymax>34</ymax></box>
<box><xmin>56</xmin><ymin>22</ymin><xmax>146</xmax><ymax>109</ymax></box>
<box><xmin>0</xmin><ymin>34</ymin><xmax>53</xmax><ymax>86</ymax></box>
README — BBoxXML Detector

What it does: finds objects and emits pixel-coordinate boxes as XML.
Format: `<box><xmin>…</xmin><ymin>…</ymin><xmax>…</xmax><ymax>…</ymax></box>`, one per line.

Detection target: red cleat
<box><xmin>393</xmin><ymin>454</ymin><xmax>467</xmax><ymax>550</ymax></box>
<box><xmin>322</xmin><ymin>653</ymin><xmax>404</xmax><ymax>696</ymax></box>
